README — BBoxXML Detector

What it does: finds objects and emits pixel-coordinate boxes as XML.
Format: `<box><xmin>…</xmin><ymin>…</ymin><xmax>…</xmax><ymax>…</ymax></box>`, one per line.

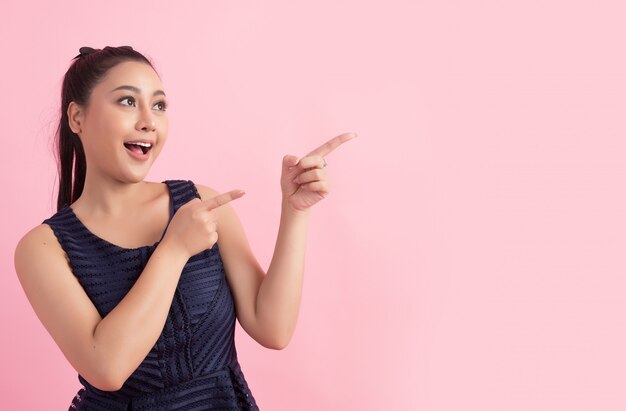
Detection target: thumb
<box><xmin>283</xmin><ymin>154</ymin><xmax>299</xmax><ymax>169</ymax></box>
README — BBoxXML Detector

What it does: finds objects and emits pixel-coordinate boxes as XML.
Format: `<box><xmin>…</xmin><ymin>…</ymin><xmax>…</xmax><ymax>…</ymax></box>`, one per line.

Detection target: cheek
<box><xmin>158</xmin><ymin>122</ymin><xmax>169</xmax><ymax>143</ymax></box>
<box><xmin>96</xmin><ymin>112</ymin><xmax>131</xmax><ymax>140</ymax></box>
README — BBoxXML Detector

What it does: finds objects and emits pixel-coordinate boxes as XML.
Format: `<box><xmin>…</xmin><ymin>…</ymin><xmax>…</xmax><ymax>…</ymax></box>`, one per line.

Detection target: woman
<box><xmin>14</xmin><ymin>45</ymin><xmax>356</xmax><ymax>410</ymax></box>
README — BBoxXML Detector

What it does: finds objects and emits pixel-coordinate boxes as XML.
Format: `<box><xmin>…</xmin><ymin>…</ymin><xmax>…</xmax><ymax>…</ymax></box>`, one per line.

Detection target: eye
<box><xmin>119</xmin><ymin>96</ymin><xmax>168</xmax><ymax>111</ymax></box>
<box><xmin>119</xmin><ymin>96</ymin><xmax>135</xmax><ymax>107</ymax></box>
<box><xmin>154</xmin><ymin>100</ymin><xmax>168</xmax><ymax>111</ymax></box>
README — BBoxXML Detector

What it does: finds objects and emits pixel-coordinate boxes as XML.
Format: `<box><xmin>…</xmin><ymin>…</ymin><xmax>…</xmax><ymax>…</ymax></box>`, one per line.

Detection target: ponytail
<box><xmin>53</xmin><ymin>45</ymin><xmax>157</xmax><ymax>211</ymax></box>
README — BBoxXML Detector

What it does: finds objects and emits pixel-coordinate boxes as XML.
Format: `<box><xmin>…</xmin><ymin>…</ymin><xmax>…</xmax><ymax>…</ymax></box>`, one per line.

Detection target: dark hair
<box><xmin>54</xmin><ymin>46</ymin><xmax>158</xmax><ymax>211</ymax></box>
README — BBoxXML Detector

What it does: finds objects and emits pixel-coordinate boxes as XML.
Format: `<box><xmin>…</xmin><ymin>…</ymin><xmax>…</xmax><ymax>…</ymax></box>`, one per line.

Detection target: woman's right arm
<box><xmin>15</xmin><ymin>190</ymin><xmax>242</xmax><ymax>391</ymax></box>
<box><xmin>14</xmin><ymin>224</ymin><xmax>190</xmax><ymax>392</ymax></box>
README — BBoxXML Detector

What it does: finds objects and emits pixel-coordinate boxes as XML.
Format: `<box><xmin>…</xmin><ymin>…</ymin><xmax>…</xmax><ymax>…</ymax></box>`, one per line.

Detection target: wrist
<box><xmin>281</xmin><ymin>198</ymin><xmax>310</xmax><ymax>216</ymax></box>
<box><xmin>157</xmin><ymin>236</ymin><xmax>191</xmax><ymax>262</ymax></box>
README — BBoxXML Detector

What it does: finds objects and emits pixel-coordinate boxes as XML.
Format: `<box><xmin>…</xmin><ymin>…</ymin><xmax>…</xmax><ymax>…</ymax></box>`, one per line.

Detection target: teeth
<box><xmin>127</xmin><ymin>141</ymin><xmax>152</xmax><ymax>147</ymax></box>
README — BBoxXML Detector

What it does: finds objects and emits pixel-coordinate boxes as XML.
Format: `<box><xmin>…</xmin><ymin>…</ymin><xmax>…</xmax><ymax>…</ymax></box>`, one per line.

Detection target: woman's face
<box><xmin>69</xmin><ymin>60</ymin><xmax>169</xmax><ymax>183</ymax></box>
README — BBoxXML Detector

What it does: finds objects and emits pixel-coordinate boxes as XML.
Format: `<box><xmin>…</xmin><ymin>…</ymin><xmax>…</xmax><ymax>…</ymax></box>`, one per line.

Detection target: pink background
<box><xmin>2</xmin><ymin>1</ymin><xmax>625</xmax><ymax>410</ymax></box>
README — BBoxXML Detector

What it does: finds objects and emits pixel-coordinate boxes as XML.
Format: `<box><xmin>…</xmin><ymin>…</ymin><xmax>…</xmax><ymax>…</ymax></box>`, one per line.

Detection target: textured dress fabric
<box><xmin>42</xmin><ymin>179</ymin><xmax>259</xmax><ymax>410</ymax></box>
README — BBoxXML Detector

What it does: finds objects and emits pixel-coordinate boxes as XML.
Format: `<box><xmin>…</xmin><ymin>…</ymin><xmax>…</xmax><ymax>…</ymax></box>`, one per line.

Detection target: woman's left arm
<box><xmin>255</xmin><ymin>200</ymin><xmax>309</xmax><ymax>349</ymax></box>
<box><xmin>196</xmin><ymin>132</ymin><xmax>357</xmax><ymax>349</ymax></box>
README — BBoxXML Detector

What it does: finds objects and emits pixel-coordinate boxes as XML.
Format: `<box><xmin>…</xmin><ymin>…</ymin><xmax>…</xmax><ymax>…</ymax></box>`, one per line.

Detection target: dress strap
<box><xmin>163</xmin><ymin>179</ymin><xmax>201</xmax><ymax>216</ymax></box>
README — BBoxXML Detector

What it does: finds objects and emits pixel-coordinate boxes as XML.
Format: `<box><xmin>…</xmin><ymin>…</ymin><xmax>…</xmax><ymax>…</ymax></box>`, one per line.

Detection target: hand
<box><xmin>162</xmin><ymin>189</ymin><xmax>245</xmax><ymax>257</ymax></box>
<box><xmin>280</xmin><ymin>132</ymin><xmax>357</xmax><ymax>212</ymax></box>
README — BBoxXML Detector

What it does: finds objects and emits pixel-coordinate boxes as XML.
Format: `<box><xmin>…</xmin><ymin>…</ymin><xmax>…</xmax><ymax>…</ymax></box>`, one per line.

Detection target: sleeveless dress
<box><xmin>41</xmin><ymin>179</ymin><xmax>260</xmax><ymax>410</ymax></box>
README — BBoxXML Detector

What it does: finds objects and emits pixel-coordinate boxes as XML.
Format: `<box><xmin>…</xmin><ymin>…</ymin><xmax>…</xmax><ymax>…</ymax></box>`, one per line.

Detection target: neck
<box><xmin>72</xmin><ymin>171</ymin><xmax>149</xmax><ymax>217</ymax></box>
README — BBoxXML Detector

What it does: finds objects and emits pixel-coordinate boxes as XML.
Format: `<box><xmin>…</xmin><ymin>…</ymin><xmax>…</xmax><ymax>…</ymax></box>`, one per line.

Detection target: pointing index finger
<box><xmin>201</xmin><ymin>189</ymin><xmax>246</xmax><ymax>211</ymax></box>
<box><xmin>306</xmin><ymin>132</ymin><xmax>357</xmax><ymax>158</ymax></box>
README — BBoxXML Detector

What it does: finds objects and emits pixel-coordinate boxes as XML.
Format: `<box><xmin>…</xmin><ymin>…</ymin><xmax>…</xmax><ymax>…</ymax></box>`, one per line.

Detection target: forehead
<box><xmin>96</xmin><ymin>61</ymin><xmax>162</xmax><ymax>93</ymax></box>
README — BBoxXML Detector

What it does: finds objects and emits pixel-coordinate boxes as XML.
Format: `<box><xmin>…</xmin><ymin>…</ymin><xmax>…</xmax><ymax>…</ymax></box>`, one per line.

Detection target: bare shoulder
<box><xmin>192</xmin><ymin>183</ymin><xmax>220</xmax><ymax>200</ymax></box>
<box><xmin>14</xmin><ymin>222</ymin><xmax>72</xmax><ymax>298</ymax></box>
<box><xmin>19</xmin><ymin>221</ymin><xmax>57</xmax><ymax>242</ymax></box>
<box><xmin>15</xmin><ymin>223</ymin><xmax>67</xmax><ymax>266</ymax></box>
<box><xmin>14</xmin><ymin>223</ymin><xmax>65</xmax><ymax>308</ymax></box>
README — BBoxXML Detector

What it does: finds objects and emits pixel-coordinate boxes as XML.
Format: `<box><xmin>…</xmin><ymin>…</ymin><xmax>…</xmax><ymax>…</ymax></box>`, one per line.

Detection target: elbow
<box><xmin>252</xmin><ymin>316</ymin><xmax>295</xmax><ymax>350</ymax></box>
<box><xmin>104</xmin><ymin>376</ymin><xmax>125</xmax><ymax>392</ymax></box>
<box><xmin>86</xmin><ymin>335</ymin><xmax>126</xmax><ymax>391</ymax></box>
<box><xmin>263</xmin><ymin>333</ymin><xmax>292</xmax><ymax>350</ymax></box>
<box><xmin>90</xmin><ymin>358</ymin><xmax>125</xmax><ymax>392</ymax></box>
<box><xmin>264</xmin><ymin>340</ymin><xmax>288</xmax><ymax>350</ymax></box>
<box><xmin>82</xmin><ymin>371</ymin><xmax>123</xmax><ymax>392</ymax></box>
<box><xmin>96</xmin><ymin>379</ymin><xmax>123</xmax><ymax>393</ymax></box>
<box><xmin>102</xmin><ymin>366</ymin><xmax>132</xmax><ymax>392</ymax></box>
<box><xmin>256</xmin><ymin>333</ymin><xmax>289</xmax><ymax>350</ymax></box>
<box><xmin>99</xmin><ymin>372</ymin><xmax>125</xmax><ymax>392</ymax></box>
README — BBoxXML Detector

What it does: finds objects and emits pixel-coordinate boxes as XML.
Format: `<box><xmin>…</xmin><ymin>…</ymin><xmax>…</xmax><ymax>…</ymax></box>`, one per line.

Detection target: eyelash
<box><xmin>119</xmin><ymin>96</ymin><xmax>168</xmax><ymax>111</ymax></box>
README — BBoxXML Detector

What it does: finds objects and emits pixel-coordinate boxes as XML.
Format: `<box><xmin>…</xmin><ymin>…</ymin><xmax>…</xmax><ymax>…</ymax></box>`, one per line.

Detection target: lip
<box><xmin>124</xmin><ymin>138</ymin><xmax>155</xmax><ymax>145</ymax></box>
<box><xmin>124</xmin><ymin>144</ymin><xmax>152</xmax><ymax>161</ymax></box>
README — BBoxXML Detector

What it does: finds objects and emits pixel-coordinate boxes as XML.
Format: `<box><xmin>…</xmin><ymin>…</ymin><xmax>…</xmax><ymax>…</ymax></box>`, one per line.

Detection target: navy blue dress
<box><xmin>42</xmin><ymin>179</ymin><xmax>259</xmax><ymax>410</ymax></box>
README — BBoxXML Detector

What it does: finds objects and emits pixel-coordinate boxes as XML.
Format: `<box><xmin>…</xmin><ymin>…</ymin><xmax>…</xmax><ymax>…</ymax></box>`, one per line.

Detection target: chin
<box><xmin>122</xmin><ymin>169</ymin><xmax>151</xmax><ymax>183</ymax></box>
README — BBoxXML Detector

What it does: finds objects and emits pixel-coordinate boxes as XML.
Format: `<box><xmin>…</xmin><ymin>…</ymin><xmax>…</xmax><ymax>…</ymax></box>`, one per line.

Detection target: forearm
<box><xmin>93</xmin><ymin>240</ymin><xmax>189</xmax><ymax>389</ymax></box>
<box><xmin>256</xmin><ymin>199</ymin><xmax>310</xmax><ymax>348</ymax></box>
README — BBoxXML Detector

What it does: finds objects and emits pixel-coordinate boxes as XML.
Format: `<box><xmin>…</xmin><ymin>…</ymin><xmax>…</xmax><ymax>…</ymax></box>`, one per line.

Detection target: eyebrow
<box><xmin>110</xmin><ymin>85</ymin><xmax>166</xmax><ymax>97</ymax></box>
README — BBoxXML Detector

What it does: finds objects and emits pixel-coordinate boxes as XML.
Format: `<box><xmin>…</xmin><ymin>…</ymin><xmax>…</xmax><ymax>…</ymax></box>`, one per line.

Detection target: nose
<box><xmin>137</xmin><ymin>119</ymin><xmax>156</xmax><ymax>132</ymax></box>
<box><xmin>136</xmin><ymin>108</ymin><xmax>157</xmax><ymax>132</ymax></box>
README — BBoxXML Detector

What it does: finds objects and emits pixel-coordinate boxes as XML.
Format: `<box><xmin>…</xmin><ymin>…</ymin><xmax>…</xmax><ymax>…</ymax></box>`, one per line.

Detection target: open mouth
<box><xmin>124</xmin><ymin>142</ymin><xmax>152</xmax><ymax>155</ymax></box>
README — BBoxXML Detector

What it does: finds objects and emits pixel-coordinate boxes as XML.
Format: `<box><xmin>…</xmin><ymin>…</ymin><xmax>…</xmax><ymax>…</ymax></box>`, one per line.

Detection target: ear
<box><xmin>67</xmin><ymin>101</ymin><xmax>84</xmax><ymax>134</ymax></box>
